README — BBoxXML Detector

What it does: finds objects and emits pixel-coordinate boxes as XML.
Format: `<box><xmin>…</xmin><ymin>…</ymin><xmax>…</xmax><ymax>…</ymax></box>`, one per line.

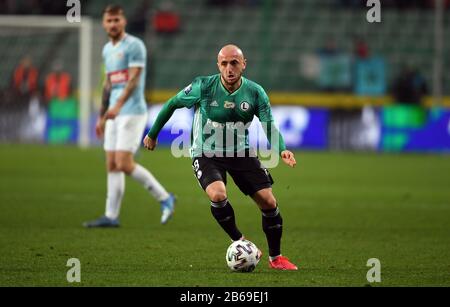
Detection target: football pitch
<box><xmin>0</xmin><ymin>145</ymin><xmax>449</xmax><ymax>287</ymax></box>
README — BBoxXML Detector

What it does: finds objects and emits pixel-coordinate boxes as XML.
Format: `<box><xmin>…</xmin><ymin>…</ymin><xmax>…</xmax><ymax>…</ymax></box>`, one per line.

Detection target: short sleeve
<box><xmin>128</xmin><ymin>40</ymin><xmax>147</xmax><ymax>68</ymax></box>
<box><xmin>102</xmin><ymin>45</ymin><xmax>108</xmax><ymax>65</ymax></box>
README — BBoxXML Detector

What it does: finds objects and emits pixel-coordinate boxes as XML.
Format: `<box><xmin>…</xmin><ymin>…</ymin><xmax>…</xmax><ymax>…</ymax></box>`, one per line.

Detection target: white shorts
<box><xmin>104</xmin><ymin>114</ymin><xmax>148</xmax><ymax>153</ymax></box>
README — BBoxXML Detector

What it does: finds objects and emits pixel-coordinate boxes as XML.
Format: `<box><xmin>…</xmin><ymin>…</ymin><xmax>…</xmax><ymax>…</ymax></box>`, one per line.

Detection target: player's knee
<box><xmin>115</xmin><ymin>160</ymin><xmax>134</xmax><ymax>174</ymax></box>
<box><xmin>107</xmin><ymin>161</ymin><xmax>117</xmax><ymax>172</ymax></box>
<box><xmin>261</xmin><ymin>196</ymin><xmax>277</xmax><ymax>210</ymax></box>
<box><xmin>208</xmin><ymin>190</ymin><xmax>228</xmax><ymax>203</ymax></box>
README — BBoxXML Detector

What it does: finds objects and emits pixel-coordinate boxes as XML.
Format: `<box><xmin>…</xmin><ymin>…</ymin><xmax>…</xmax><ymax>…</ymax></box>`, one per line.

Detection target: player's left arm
<box><xmin>264</xmin><ymin>122</ymin><xmax>297</xmax><ymax>168</ymax></box>
<box><xmin>255</xmin><ymin>88</ymin><xmax>296</xmax><ymax>168</ymax></box>
<box><xmin>105</xmin><ymin>67</ymin><xmax>142</xmax><ymax>119</ymax></box>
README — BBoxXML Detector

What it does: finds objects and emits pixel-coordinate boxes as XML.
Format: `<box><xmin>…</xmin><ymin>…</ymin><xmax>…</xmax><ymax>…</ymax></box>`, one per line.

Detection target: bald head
<box><xmin>218</xmin><ymin>44</ymin><xmax>245</xmax><ymax>61</ymax></box>
<box><xmin>217</xmin><ymin>44</ymin><xmax>247</xmax><ymax>91</ymax></box>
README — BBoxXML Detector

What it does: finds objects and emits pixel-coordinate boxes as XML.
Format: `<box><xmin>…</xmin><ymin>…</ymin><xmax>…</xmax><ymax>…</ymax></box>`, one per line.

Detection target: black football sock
<box><xmin>210</xmin><ymin>199</ymin><xmax>242</xmax><ymax>241</ymax></box>
<box><xmin>262</xmin><ymin>205</ymin><xmax>283</xmax><ymax>258</ymax></box>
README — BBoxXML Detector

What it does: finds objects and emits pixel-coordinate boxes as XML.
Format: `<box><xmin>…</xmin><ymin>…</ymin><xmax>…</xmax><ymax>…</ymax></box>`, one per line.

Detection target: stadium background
<box><xmin>1</xmin><ymin>0</ymin><xmax>450</xmax><ymax>151</ymax></box>
<box><xmin>0</xmin><ymin>0</ymin><xmax>449</xmax><ymax>287</ymax></box>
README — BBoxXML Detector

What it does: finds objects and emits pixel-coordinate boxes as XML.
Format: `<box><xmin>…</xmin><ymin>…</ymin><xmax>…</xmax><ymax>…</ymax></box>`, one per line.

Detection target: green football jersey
<box><xmin>148</xmin><ymin>74</ymin><xmax>286</xmax><ymax>158</ymax></box>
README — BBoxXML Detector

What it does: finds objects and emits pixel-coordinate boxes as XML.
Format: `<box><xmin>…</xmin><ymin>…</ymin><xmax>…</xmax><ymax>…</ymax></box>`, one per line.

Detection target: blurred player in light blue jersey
<box><xmin>84</xmin><ymin>4</ymin><xmax>175</xmax><ymax>228</ymax></box>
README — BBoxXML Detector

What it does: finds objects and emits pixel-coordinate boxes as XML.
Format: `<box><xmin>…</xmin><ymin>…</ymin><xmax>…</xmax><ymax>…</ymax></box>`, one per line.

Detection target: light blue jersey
<box><xmin>103</xmin><ymin>34</ymin><xmax>147</xmax><ymax>115</ymax></box>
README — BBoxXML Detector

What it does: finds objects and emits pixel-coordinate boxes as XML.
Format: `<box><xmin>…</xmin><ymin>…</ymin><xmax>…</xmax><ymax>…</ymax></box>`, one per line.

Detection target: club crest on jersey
<box><xmin>116</xmin><ymin>52</ymin><xmax>124</xmax><ymax>60</ymax></box>
<box><xmin>184</xmin><ymin>84</ymin><xmax>193</xmax><ymax>95</ymax></box>
<box><xmin>224</xmin><ymin>101</ymin><xmax>235</xmax><ymax>109</ymax></box>
<box><xmin>240</xmin><ymin>101</ymin><xmax>250</xmax><ymax>112</ymax></box>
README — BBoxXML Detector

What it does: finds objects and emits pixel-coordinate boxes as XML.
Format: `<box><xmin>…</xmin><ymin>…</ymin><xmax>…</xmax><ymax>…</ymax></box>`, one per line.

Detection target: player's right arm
<box><xmin>144</xmin><ymin>78</ymin><xmax>201</xmax><ymax>151</ymax></box>
<box><xmin>95</xmin><ymin>77</ymin><xmax>112</xmax><ymax>138</ymax></box>
<box><xmin>255</xmin><ymin>86</ymin><xmax>296</xmax><ymax>168</ymax></box>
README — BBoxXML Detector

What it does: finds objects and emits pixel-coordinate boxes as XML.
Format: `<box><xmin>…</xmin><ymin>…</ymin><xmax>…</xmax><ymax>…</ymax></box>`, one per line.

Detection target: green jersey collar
<box><xmin>219</xmin><ymin>76</ymin><xmax>246</xmax><ymax>96</ymax></box>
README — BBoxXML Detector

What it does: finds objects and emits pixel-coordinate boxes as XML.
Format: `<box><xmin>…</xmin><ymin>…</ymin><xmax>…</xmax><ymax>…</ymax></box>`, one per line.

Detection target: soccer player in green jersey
<box><xmin>144</xmin><ymin>45</ymin><xmax>298</xmax><ymax>270</ymax></box>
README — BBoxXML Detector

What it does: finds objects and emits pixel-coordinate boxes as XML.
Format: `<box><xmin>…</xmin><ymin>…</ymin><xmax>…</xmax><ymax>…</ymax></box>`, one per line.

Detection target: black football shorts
<box><xmin>192</xmin><ymin>156</ymin><xmax>274</xmax><ymax>196</ymax></box>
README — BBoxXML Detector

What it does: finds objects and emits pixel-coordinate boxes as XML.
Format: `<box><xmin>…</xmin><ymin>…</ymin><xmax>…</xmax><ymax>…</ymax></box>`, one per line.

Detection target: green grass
<box><xmin>0</xmin><ymin>145</ymin><xmax>449</xmax><ymax>286</ymax></box>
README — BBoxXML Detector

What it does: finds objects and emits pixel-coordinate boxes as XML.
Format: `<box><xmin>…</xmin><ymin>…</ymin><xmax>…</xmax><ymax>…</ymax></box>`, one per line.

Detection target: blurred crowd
<box><xmin>339</xmin><ymin>0</ymin><xmax>450</xmax><ymax>9</ymax></box>
<box><xmin>0</xmin><ymin>54</ymin><xmax>74</xmax><ymax>142</ymax></box>
<box><xmin>207</xmin><ymin>0</ymin><xmax>261</xmax><ymax>6</ymax></box>
<box><xmin>0</xmin><ymin>0</ymin><xmax>69</xmax><ymax>15</ymax></box>
<box><xmin>1</xmin><ymin>56</ymin><xmax>72</xmax><ymax>111</ymax></box>
<box><xmin>313</xmin><ymin>37</ymin><xmax>428</xmax><ymax>105</ymax></box>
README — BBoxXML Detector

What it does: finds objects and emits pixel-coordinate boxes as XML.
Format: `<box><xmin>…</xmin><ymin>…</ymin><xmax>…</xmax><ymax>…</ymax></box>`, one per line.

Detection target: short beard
<box><xmin>108</xmin><ymin>30</ymin><xmax>123</xmax><ymax>41</ymax></box>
